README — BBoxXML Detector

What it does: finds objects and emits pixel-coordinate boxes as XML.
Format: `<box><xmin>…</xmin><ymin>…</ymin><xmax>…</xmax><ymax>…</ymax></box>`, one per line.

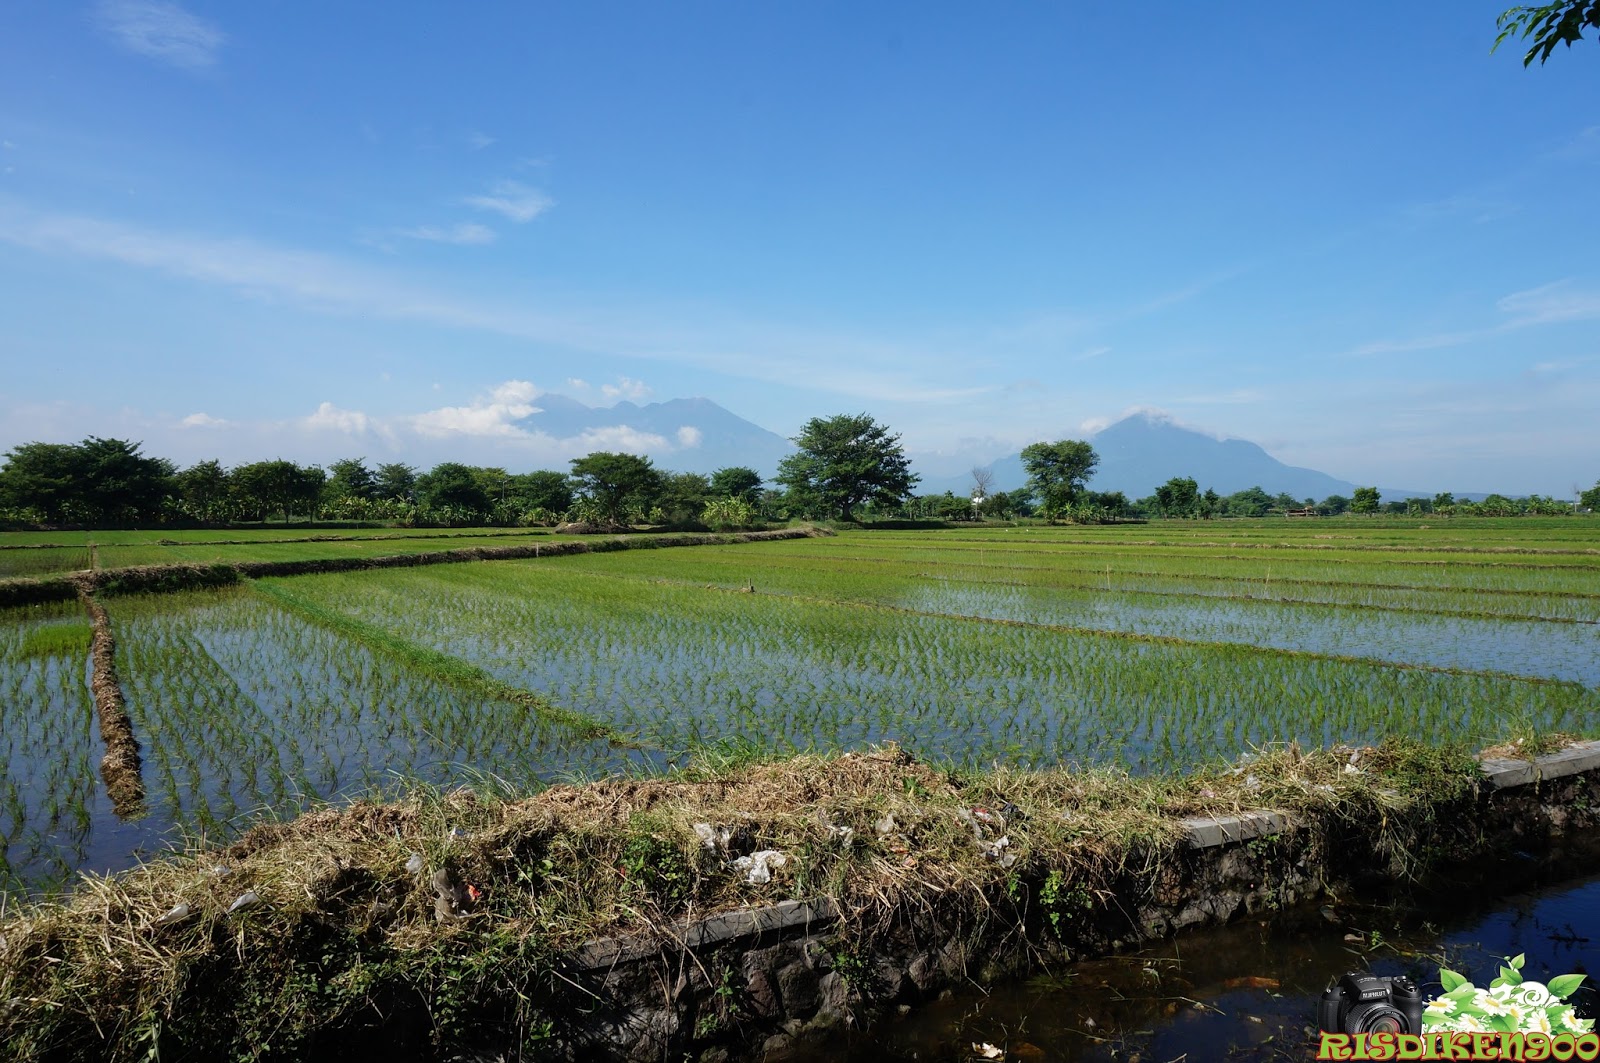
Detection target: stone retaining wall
<box><xmin>559</xmin><ymin>741</ymin><xmax>1600</xmax><ymax>1061</ymax></box>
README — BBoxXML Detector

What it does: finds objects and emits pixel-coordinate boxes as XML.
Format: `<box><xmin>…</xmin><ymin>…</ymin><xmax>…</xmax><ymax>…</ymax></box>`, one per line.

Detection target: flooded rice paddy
<box><xmin>2</xmin><ymin>519</ymin><xmax>1598</xmax><ymax>895</ymax></box>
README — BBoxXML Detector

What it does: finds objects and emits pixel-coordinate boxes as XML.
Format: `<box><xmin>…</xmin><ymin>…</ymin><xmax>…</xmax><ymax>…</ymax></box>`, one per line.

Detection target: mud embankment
<box><xmin>0</xmin><ymin>526</ymin><xmax>831</xmax><ymax>607</ymax></box>
<box><xmin>73</xmin><ymin>582</ymin><xmax>145</xmax><ymax>819</ymax></box>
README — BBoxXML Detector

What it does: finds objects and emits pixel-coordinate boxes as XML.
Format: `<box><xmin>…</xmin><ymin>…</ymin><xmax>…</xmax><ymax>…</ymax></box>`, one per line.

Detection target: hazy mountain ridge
<box><xmin>527</xmin><ymin>399</ymin><xmax>1493</xmax><ymax>501</ymax></box>
<box><xmin>919</xmin><ymin>412</ymin><xmax>1437</xmax><ymax>502</ymax></box>
<box><xmin>523</xmin><ymin>394</ymin><xmax>794</xmax><ymax>477</ymax></box>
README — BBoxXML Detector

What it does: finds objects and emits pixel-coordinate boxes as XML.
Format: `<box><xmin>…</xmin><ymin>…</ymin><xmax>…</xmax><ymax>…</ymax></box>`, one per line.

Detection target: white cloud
<box><xmin>410</xmin><ymin>380</ymin><xmax>542</xmax><ymax>438</ymax></box>
<box><xmin>463</xmin><ymin>180</ymin><xmax>553</xmax><ymax>223</ymax></box>
<box><xmin>465</xmin><ymin>131</ymin><xmax>496</xmax><ymax>150</ymax></box>
<box><xmin>303</xmin><ymin>402</ymin><xmax>369</xmax><ymax>434</ymax></box>
<box><xmin>601</xmin><ymin>376</ymin><xmax>652</xmax><ymax>402</ymax></box>
<box><xmin>565</xmin><ymin>377</ymin><xmax>589</xmax><ymax>390</ymax></box>
<box><xmin>0</xmin><ymin>201</ymin><xmax>997</xmax><ymax>406</ymax></box>
<box><xmin>1078</xmin><ymin>405</ymin><xmax>1229</xmax><ymax>441</ymax></box>
<box><xmin>398</xmin><ymin>223</ymin><xmax>496</xmax><ymax>246</ymax></box>
<box><xmin>573</xmin><ymin>426</ymin><xmax>669</xmax><ymax>452</ymax></box>
<box><xmin>1345</xmin><ymin>280</ymin><xmax>1600</xmax><ymax>358</ymax></box>
<box><xmin>1497</xmin><ymin>280</ymin><xmax>1600</xmax><ymax>326</ymax></box>
<box><xmin>179</xmin><ymin>411</ymin><xmax>227</xmax><ymax>427</ymax></box>
<box><xmin>675</xmin><ymin>426</ymin><xmax>703</xmax><ymax>448</ymax></box>
<box><xmin>93</xmin><ymin>0</ymin><xmax>224</xmax><ymax>71</ymax></box>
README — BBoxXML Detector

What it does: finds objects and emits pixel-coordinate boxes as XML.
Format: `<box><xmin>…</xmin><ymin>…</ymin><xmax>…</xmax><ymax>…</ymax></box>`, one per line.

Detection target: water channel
<box><xmin>795</xmin><ymin>856</ymin><xmax>1600</xmax><ymax>1062</ymax></box>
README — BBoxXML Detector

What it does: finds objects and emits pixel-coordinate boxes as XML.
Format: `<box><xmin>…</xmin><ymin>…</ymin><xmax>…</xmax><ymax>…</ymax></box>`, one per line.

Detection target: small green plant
<box><xmin>619</xmin><ymin>824</ymin><xmax>695</xmax><ymax>910</ymax></box>
<box><xmin>1039</xmin><ymin>869</ymin><xmax>1093</xmax><ymax>936</ymax></box>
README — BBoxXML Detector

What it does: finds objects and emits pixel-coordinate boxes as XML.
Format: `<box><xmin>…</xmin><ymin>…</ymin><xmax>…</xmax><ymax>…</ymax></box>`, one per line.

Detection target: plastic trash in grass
<box><xmin>731</xmin><ymin>850</ymin><xmax>787</xmax><ymax>885</ymax></box>
<box><xmin>225</xmin><ymin>891</ymin><xmax>261</xmax><ymax>917</ymax></box>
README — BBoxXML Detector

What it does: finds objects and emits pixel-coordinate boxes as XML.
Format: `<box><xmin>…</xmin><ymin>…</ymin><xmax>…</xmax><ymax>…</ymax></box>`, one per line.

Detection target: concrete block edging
<box><xmin>578</xmin><ymin>740</ymin><xmax>1600</xmax><ymax>969</ymax></box>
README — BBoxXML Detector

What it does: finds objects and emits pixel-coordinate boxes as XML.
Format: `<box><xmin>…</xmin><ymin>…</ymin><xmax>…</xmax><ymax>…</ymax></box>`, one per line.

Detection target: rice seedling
<box><xmin>2</xmin><ymin>518</ymin><xmax>1595</xmax><ymax>894</ymax></box>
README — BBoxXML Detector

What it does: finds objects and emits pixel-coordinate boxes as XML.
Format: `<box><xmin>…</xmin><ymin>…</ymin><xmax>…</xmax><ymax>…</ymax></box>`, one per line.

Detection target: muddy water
<box><xmin>795</xmin><ymin>859</ymin><xmax>1600</xmax><ymax>1062</ymax></box>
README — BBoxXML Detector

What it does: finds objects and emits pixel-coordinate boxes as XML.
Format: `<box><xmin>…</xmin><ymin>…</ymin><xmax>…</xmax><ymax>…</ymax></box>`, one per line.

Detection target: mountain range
<box><xmin>926</xmin><ymin>412</ymin><xmax>1429</xmax><ymax>502</ymax></box>
<box><xmin>522</xmin><ymin>395</ymin><xmax>1444</xmax><ymax>502</ymax></box>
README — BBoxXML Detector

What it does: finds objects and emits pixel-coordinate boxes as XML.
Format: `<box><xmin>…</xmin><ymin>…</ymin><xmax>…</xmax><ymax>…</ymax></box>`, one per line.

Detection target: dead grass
<box><xmin>0</xmin><ymin>738</ymin><xmax>1497</xmax><ymax>1061</ymax></box>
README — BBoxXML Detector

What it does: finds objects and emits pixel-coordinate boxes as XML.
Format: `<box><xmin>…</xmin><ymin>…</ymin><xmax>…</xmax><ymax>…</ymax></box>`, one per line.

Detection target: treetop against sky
<box><xmin>0</xmin><ymin>2</ymin><xmax>1596</xmax><ymax>493</ymax></box>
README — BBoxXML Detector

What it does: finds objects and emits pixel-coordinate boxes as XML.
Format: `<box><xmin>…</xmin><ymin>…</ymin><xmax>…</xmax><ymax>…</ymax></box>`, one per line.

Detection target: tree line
<box><xmin>2</xmin><ymin>417</ymin><xmax>1595</xmax><ymax>530</ymax></box>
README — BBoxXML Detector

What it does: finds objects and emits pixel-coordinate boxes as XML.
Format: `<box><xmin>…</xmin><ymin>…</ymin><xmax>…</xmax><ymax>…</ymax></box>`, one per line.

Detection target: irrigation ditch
<box><xmin>2</xmin><ymin>737</ymin><xmax>1599</xmax><ymax>1062</ymax></box>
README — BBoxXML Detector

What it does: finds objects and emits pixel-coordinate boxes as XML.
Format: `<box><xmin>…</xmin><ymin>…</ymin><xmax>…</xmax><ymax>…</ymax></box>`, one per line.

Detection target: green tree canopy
<box><xmin>0</xmin><ymin>438</ymin><xmax>173</xmax><ymax>525</ymax></box>
<box><xmin>416</xmin><ymin>462</ymin><xmax>492</xmax><ymax>513</ymax></box>
<box><xmin>1350</xmin><ymin>486</ymin><xmax>1382</xmax><ymax>514</ymax></box>
<box><xmin>1581</xmin><ymin>481</ymin><xmax>1600</xmax><ymax>510</ymax></box>
<box><xmin>1496</xmin><ymin>1</ymin><xmax>1600</xmax><ymax>64</ymax></box>
<box><xmin>374</xmin><ymin>463</ymin><xmax>417</xmax><ymax>503</ymax></box>
<box><xmin>569</xmin><ymin>451</ymin><xmax>662</xmax><ymax>524</ymax></box>
<box><xmin>775</xmin><ymin>413</ymin><xmax>918</xmax><ymax>522</ymax></box>
<box><xmin>231</xmin><ymin>460</ymin><xmax>323</xmax><ymax>522</ymax></box>
<box><xmin>175</xmin><ymin>459</ymin><xmax>230</xmax><ymax>522</ymax></box>
<box><xmin>509</xmin><ymin>470</ymin><xmax>573</xmax><ymax>515</ymax></box>
<box><xmin>1154</xmin><ymin>477</ymin><xmax>1199</xmax><ymax>518</ymax></box>
<box><xmin>326</xmin><ymin>458</ymin><xmax>376</xmax><ymax>501</ymax></box>
<box><xmin>657</xmin><ymin>471</ymin><xmax>713</xmax><ymax>524</ymax></box>
<box><xmin>1019</xmin><ymin>440</ymin><xmax>1098</xmax><ymax>518</ymax></box>
<box><xmin>709</xmin><ymin>466</ymin><xmax>763</xmax><ymax>504</ymax></box>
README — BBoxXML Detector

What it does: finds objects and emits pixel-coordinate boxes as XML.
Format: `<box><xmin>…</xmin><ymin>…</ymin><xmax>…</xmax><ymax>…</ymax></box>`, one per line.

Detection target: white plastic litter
<box><xmin>226</xmin><ymin>891</ymin><xmax>261</xmax><ymax>916</ymax></box>
<box><xmin>731</xmin><ymin>850</ymin><xmax>787</xmax><ymax>885</ymax></box>
<box><xmin>827</xmin><ymin>823</ymin><xmax>855</xmax><ymax>846</ymax></box>
<box><xmin>404</xmin><ymin>852</ymin><xmax>425</xmax><ymax>876</ymax></box>
<box><xmin>209</xmin><ymin>864</ymin><xmax>232</xmax><ymax>878</ymax></box>
<box><xmin>874</xmin><ymin>813</ymin><xmax>898</xmax><ymax>838</ymax></box>
<box><xmin>154</xmin><ymin>903</ymin><xmax>191</xmax><ymax>927</ymax></box>
<box><xmin>693</xmin><ymin>823</ymin><xmax>718</xmax><ymax>849</ymax></box>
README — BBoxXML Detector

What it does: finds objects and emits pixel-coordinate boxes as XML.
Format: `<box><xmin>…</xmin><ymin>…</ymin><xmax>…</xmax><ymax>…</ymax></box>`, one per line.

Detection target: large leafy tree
<box><xmin>776</xmin><ymin>413</ymin><xmax>918</xmax><ymax>522</ymax></box>
<box><xmin>174</xmin><ymin>459</ymin><xmax>231</xmax><ymax>522</ymax></box>
<box><xmin>1350</xmin><ymin>486</ymin><xmax>1382</xmax><ymax>514</ymax></box>
<box><xmin>1154</xmin><ymin>476</ymin><xmax>1199</xmax><ymax>519</ymax></box>
<box><xmin>569</xmin><ymin>451</ymin><xmax>662</xmax><ymax>524</ymax></box>
<box><xmin>0</xmin><ymin>438</ymin><xmax>172</xmax><ymax>525</ymax></box>
<box><xmin>0</xmin><ymin>442</ymin><xmax>86</xmax><ymax>522</ymax></box>
<box><xmin>374</xmin><ymin>463</ymin><xmax>417</xmax><ymax>503</ymax></box>
<box><xmin>509</xmin><ymin>470</ymin><xmax>573</xmax><ymax>515</ymax></box>
<box><xmin>231</xmin><ymin>460</ymin><xmax>323</xmax><ymax>522</ymax></box>
<box><xmin>326</xmin><ymin>458</ymin><xmax>376</xmax><ymax>501</ymax></box>
<box><xmin>1019</xmin><ymin>440</ymin><xmax>1098</xmax><ymax>518</ymax></box>
<box><xmin>709</xmin><ymin>466</ymin><xmax>763</xmax><ymax>504</ymax></box>
<box><xmin>1495</xmin><ymin>2</ymin><xmax>1600</xmax><ymax>64</ymax></box>
<box><xmin>416</xmin><ymin>462</ymin><xmax>492</xmax><ymax>513</ymax></box>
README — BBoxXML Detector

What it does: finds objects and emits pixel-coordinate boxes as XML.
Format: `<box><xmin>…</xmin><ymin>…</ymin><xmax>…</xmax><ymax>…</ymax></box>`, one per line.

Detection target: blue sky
<box><xmin>1</xmin><ymin>1</ymin><xmax>1596</xmax><ymax>494</ymax></box>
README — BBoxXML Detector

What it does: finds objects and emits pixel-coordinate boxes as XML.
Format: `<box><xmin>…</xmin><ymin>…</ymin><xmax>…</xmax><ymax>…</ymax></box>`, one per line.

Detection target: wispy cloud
<box><xmin>1497</xmin><ymin>280</ymin><xmax>1600</xmax><ymax>326</ymax></box>
<box><xmin>397</xmin><ymin>222</ymin><xmax>496</xmax><ymax>246</ymax></box>
<box><xmin>93</xmin><ymin>0</ymin><xmax>224</xmax><ymax>71</ymax></box>
<box><xmin>465</xmin><ymin>130</ymin><xmax>496</xmax><ymax>151</ymax></box>
<box><xmin>1345</xmin><ymin>280</ymin><xmax>1600</xmax><ymax>358</ymax></box>
<box><xmin>0</xmin><ymin>200</ymin><xmax>992</xmax><ymax>405</ymax></box>
<box><xmin>464</xmin><ymin>180</ymin><xmax>553</xmax><ymax>223</ymax></box>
